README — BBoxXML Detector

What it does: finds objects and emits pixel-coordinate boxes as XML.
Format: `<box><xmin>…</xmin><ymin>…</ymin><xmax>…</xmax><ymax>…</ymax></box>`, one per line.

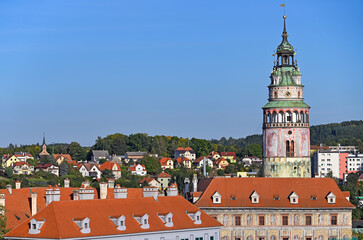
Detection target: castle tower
<box><xmin>262</xmin><ymin>15</ymin><xmax>311</xmax><ymax>178</ymax></box>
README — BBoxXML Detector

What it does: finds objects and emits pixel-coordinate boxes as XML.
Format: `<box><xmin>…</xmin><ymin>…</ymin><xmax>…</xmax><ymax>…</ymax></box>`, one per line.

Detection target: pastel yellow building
<box><xmin>195</xmin><ymin>178</ymin><xmax>354</xmax><ymax>240</ymax></box>
<box><xmin>2</xmin><ymin>155</ymin><xmax>21</xmax><ymax>168</ymax></box>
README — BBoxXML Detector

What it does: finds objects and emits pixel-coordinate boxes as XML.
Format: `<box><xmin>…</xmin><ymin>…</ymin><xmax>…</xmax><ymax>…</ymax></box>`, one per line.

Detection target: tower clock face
<box><xmin>285</xmin><ymin>91</ymin><xmax>291</xmax><ymax>97</ymax></box>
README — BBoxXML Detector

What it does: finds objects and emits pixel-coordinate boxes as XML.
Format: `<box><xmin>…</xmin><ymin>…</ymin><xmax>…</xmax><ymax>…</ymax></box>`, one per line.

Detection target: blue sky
<box><xmin>0</xmin><ymin>0</ymin><xmax>362</xmax><ymax>147</ymax></box>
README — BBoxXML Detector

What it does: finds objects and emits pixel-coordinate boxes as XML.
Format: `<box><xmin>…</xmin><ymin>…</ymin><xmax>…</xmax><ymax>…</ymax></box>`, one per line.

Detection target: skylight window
<box><xmin>158</xmin><ymin>212</ymin><xmax>173</xmax><ymax>227</ymax></box>
<box><xmin>109</xmin><ymin>215</ymin><xmax>126</xmax><ymax>231</ymax></box>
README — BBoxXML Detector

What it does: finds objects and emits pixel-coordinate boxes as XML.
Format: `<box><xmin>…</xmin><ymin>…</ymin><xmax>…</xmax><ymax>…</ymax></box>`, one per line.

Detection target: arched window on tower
<box><xmin>306</xmin><ymin>113</ymin><xmax>309</xmax><ymax>123</ymax></box>
<box><xmin>298</xmin><ymin>91</ymin><xmax>301</xmax><ymax>98</ymax></box>
<box><xmin>286</xmin><ymin>140</ymin><xmax>290</xmax><ymax>157</ymax></box>
<box><xmin>274</xmin><ymin>91</ymin><xmax>278</xmax><ymax>99</ymax></box>
<box><xmin>286</xmin><ymin>111</ymin><xmax>292</xmax><ymax>123</ymax></box>
<box><xmin>300</xmin><ymin>111</ymin><xmax>304</xmax><ymax>123</ymax></box>
<box><xmin>291</xmin><ymin>141</ymin><xmax>295</xmax><ymax>157</ymax></box>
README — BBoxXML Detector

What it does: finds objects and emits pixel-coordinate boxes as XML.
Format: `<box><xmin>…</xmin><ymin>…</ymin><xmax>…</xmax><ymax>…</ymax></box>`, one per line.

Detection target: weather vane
<box><xmin>280</xmin><ymin>1</ymin><xmax>286</xmax><ymax>16</ymax></box>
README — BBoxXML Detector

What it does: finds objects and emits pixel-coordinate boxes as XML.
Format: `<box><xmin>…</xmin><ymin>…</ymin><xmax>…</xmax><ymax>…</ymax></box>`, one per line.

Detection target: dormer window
<box><xmin>212</xmin><ymin>191</ymin><xmax>221</xmax><ymax>204</ymax></box>
<box><xmin>327</xmin><ymin>192</ymin><xmax>336</xmax><ymax>204</ymax></box>
<box><xmin>109</xmin><ymin>215</ymin><xmax>126</xmax><ymax>231</ymax></box>
<box><xmin>28</xmin><ymin>218</ymin><xmax>45</xmax><ymax>234</ymax></box>
<box><xmin>158</xmin><ymin>212</ymin><xmax>173</xmax><ymax>227</ymax></box>
<box><xmin>134</xmin><ymin>214</ymin><xmax>149</xmax><ymax>229</ymax></box>
<box><xmin>250</xmin><ymin>191</ymin><xmax>259</xmax><ymax>204</ymax></box>
<box><xmin>73</xmin><ymin>217</ymin><xmax>90</xmax><ymax>234</ymax></box>
<box><xmin>289</xmin><ymin>192</ymin><xmax>299</xmax><ymax>204</ymax></box>
<box><xmin>273</xmin><ymin>195</ymin><xmax>280</xmax><ymax>200</ymax></box>
<box><xmin>311</xmin><ymin>195</ymin><xmax>317</xmax><ymax>200</ymax></box>
<box><xmin>187</xmin><ymin>211</ymin><xmax>202</xmax><ymax>224</ymax></box>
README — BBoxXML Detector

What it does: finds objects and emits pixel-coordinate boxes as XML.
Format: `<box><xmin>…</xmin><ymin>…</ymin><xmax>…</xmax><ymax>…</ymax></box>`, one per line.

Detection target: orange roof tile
<box><xmin>53</xmin><ymin>154</ymin><xmax>72</xmax><ymax>161</ymax></box>
<box><xmin>176</xmin><ymin>157</ymin><xmax>191</xmax><ymax>163</ymax></box>
<box><xmin>5</xmin><ymin>196</ymin><xmax>221</xmax><ymax>239</ymax></box>
<box><xmin>156</xmin><ymin>171</ymin><xmax>171</xmax><ymax>178</ymax></box>
<box><xmin>195</xmin><ymin>178</ymin><xmax>355</xmax><ymax>209</ymax></box>
<box><xmin>99</xmin><ymin>161</ymin><xmax>121</xmax><ymax>171</ymax></box>
<box><xmin>159</xmin><ymin>157</ymin><xmax>172</xmax><ymax>166</ymax></box>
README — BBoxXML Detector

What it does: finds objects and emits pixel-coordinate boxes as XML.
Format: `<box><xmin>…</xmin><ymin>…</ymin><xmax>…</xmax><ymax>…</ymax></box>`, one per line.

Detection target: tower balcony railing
<box><xmin>263</xmin><ymin>122</ymin><xmax>309</xmax><ymax>128</ymax></box>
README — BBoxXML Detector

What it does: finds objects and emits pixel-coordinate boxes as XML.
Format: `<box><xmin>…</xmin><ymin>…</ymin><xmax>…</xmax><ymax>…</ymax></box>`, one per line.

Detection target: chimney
<box><xmin>143</xmin><ymin>186</ymin><xmax>158</xmax><ymax>201</ymax></box>
<box><xmin>45</xmin><ymin>187</ymin><xmax>61</xmax><ymax>205</ymax></box>
<box><xmin>78</xmin><ymin>187</ymin><xmax>95</xmax><ymax>200</ymax></box>
<box><xmin>99</xmin><ymin>182</ymin><xmax>108</xmax><ymax>200</ymax></box>
<box><xmin>166</xmin><ymin>184</ymin><xmax>178</xmax><ymax>196</ymax></box>
<box><xmin>184</xmin><ymin>178</ymin><xmax>190</xmax><ymax>197</ymax></box>
<box><xmin>193</xmin><ymin>174</ymin><xmax>198</xmax><ymax>192</ymax></box>
<box><xmin>31</xmin><ymin>191</ymin><xmax>37</xmax><ymax>216</ymax></box>
<box><xmin>73</xmin><ymin>190</ymin><xmax>79</xmax><ymax>200</ymax></box>
<box><xmin>6</xmin><ymin>184</ymin><xmax>12</xmax><ymax>195</ymax></box>
<box><xmin>15</xmin><ymin>180</ymin><xmax>21</xmax><ymax>190</ymax></box>
<box><xmin>64</xmin><ymin>178</ymin><xmax>70</xmax><ymax>188</ymax></box>
<box><xmin>108</xmin><ymin>179</ymin><xmax>115</xmax><ymax>189</ymax></box>
<box><xmin>114</xmin><ymin>185</ymin><xmax>127</xmax><ymax>199</ymax></box>
<box><xmin>0</xmin><ymin>194</ymin><xmax>5</xmax><ymax>214</ymax></box>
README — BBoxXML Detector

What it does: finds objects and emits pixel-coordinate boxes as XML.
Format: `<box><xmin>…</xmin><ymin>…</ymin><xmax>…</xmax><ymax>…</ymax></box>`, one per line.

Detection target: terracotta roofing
<box><xmin>220</xmin><ymin>152</ymin><xmax>236</xmax><ymax>158</ymax></box>
<box><xmin>159</xmin><ymin>157</ymin><xmax>172</xmax><ymax>166</ymax></box>
<box><xmin>99</xmin><ymin>161</ymin><xmax>121</xmax><ymax>171</ymax></box>
<box><xmin>195</xmin><ymin>178</ymin><xmax>355</xmax><ymax>209</ymax></box>
<box><xmin>194</xmin><ymin>156</ymin><xmax>211</xmax><ymax>163</ymax></box>
<box><xmin>53</xmin><ymin>154</ymin><xmax>72</xmax><ymax>161</ymax></box>
<box><xmin>139</xmin><ymin>177</ymin><xmax>157</xmax><ymax>184</ymax></box>
<box><xmin>214</xmin><ymin>158</ymin><xmax>228</xmax><ymax>165</ymax></box>
<box><xmin>129</xmin><ymin>164</ymin><xmax>146</xmax><ymax>172</ymax></box>
<box><xmin>35</xmin><ymin>163</ymin><xmax>56</xmax><ymax>169</ymax></box>
<box><xmin>176</xmin><ymin>157</ymin><xmax>191</xmax><ymax>163</ymax></box>
<box><xmin>13</xmin><ymin>162</ymin><xmax>30</xmax><ymax>167</ymax></box>
<box><xmin>175</xmin><ymin>147</ymin><xmax>195</xmax><ymax>153</ymax></box>
<box><xmin>156</xmin><ymin>171</ymin><xmax>171</xmax><ymax>178</ymax></box>
<box><xmin>5</xmin><ymin>196</ymin><xmax>221</xmax><ymax>239</ymax></box>
<box><xmin>66</xmin><ymin>160</ymin><xmax>78</xmax><ymax>166</ymax></box>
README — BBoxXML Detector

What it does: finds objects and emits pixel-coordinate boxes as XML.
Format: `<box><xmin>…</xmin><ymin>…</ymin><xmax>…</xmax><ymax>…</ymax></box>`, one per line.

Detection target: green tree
<box><xmin>4</xmin><ymin>167</ymin><xmax>13</xmax><ymax>178</ymax></box>
<box><xmin>140</xmin><ymin>156</ymin><xmax>161</xmax><ymax>175</ymax></box>
<box><xmin>0</xmin><ymin>206</ymin><xmax>8</xmax><ymax>237</ymax></box>
<box><xmin>102</xmin><ymin>169</ymin><xmax>115</xmax><ymax>180</ymax></box>
<box><xmin>59</xmin><ymin>161</ymin><xmax>69</xmax><ymax>176</ymax></box>
<box><xmin>68</xmin><ymin>142</ymin><xmax>86</xmax><ymax>161</ymax></box>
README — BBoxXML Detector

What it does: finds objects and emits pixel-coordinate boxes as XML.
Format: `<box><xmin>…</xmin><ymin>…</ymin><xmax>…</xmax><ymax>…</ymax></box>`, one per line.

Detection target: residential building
<box><xmin>174</xmin><ymin>147</ymin><xmax>196</xmax><ymax>161</ymax></box>
<box><xmin>100</xmin><ymin>161</ymin><xmax>122</xmax><ymax>179</ymax></box>
<box><xmin>13</xmin><ymin>152</ymin><xmax>34</xmax><ymax>161</ymax></box>
<box><xmin>262</xmin><ymin>15</ymin><xmax>311</xmax><ymax>178</ymax></box>
<box><xmin>12</xmin><ymin>162</ymin><xmax>34</xmax><ymax>175</ymax></box>
<box><xmin>125</xmin><ymin>151</ymin><xmax>147</xmax><ymax>160</ymax></box>
<box><xmin>241</xmin><ymin>156</ymin><xmax>263</xmax><ymax>166</ymax></box>
<box><xmin>77</xmin><ymin>163</ymin><xmax>102</xmax><ymax>179</ymax></box>
<box><xmin>214</xmin><ymin>158</ymin><xmax>229</xmax><ymax>169</ymax></box>
<box><xmin>5</xmin><ymin>196</ymin><xmax>222</xmax><ymax>240</ymax></box>
<box><xmin>312</xmin><ymin>150</ymin><xmax>341</xmax><ymax>178</ymax></box>
<box><xmin>176</xmin><ymin>157</ymin><xmax>192</xmax><ymax>169</ymax></box>
<box><xmin>236</xmin><ymin>172</ymin><xmax>257</xmax><ymax>178</ymax></box>
<box><xmin>159</xmin><ymin>157</ymin><xmax>174</xmax><ymax>170</ymax></box>
<box><xmin>39</xmin><ymin>135</ymin><xmax>50</xmax><ymax>157</ymax></box>
<box><xmin>2</xmin><ymin>155</ymin><xmax>21</xmax><ymax>168</ymax></box>
<box><xmin>195</xmin><ymin>177</ymin><xmax>354</xmax><ymax>240</ymax></box>
<box><xmin>346</xmin><ymin>153</ymin><xmax>363</xmax><ymax>172</ymax></box>
<box><xmin>91</xmin><ymin>150</ymin><xmax>110</xmax><ymax>162</ymax></box>
<box><xmin>194</xmin><ymin>156</ymin><xmax>214</xmax><ymax>168</ymax></box>
<box><xmin>220</xmin><ymin>152</ymin><xmax>236</xmax><ymax>163</ymax></box>
<box><xmin>329</xmin><ymin>145</ymin><xmax>358</xmax><ymax>153</ymax></box>
<box><xmin>53</xmin><ymin>153</ymin><xmax>73</xmax><ymax>165</ymax></box>
<box><xmin>156</xmin><ymin>171</ymin><xmax>171</xmax><ymax>190</ymax></box>
<box><xmin>129</xmin><ymin>164</ymin><xmax>147</xmax><ymax>176</ymax></box>
<box><xmin>35</xmin><ymin>163</ymin><xmax>59</xmax><ymax>176</ymax></box>
<box><xmin>208</xmin><ymin>151</ymin><xmax>221</xmax><ymax>160</ymax></box>
<box><xmin>139</xmin><ymin>177</ymin><xmax>160</xmax><ymax>189</ymax></box>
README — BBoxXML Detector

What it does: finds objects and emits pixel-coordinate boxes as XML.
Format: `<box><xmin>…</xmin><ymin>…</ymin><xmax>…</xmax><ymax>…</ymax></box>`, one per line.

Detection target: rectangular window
<box><xmin>259</xmin><ymin>215</ymin><xmax>265</xmax><ymax>226</ymax></box>
<box><xmin>305</xmin><ymin>215</ymin><xmax>312</xmax><ymax>226</ymax></box>
<box><xmin>283</xmin><ymin>238</ymin><xmax>289</xmax><ymax>240</ymax></box>
<box><xmin>195</xmin><ymin>238</ymin><xmax>203</xmax><ymax>240</ymax></box>
<box><xmin>331</xmin><ymin>215</ymin><xmax>337</xmax><ymax>225</ymax></box>
<box><xmin>235</xmin><ymin>216</ymin><xmax>241</xmax><ymax>226</ymax></box>
<box><xmin>282</xmin><ymin>215</ymin><xmax>289</xmax><ymax>225</ymax></box>
<box><xmin>306</xmin><ymin>238</ymin><xmax>312</xmax><ymax>240</ymax></box>
<box><xmin>235</xmin><ymin>238</ymin><xmax>241</xmax><ymax>240</ymax></box>
<box><xmin>210</xmin><ymin>237</ymin><xmax>214</xmax><ymax>240</ymax></box>
<box><xmin>258</xmin><ymin>238</ymin><xmax>265</xmax><ymax>240</ymax></box>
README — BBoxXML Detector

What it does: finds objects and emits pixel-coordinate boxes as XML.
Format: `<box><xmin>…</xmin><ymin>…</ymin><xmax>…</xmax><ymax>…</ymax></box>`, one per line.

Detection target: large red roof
<box><xmin>195</xmin><ymin>178</ymin><xmax>355</xmax><ymax>209</ymax></box>
<box><xmin>99</xmin><ymin>161</ymin><xmax>121</xmax><ymax>171</ymax></box>
<box><xmin>5</xmin><ymin>196</ymin><xmax>221</xmax><ymax>239</ymax></box>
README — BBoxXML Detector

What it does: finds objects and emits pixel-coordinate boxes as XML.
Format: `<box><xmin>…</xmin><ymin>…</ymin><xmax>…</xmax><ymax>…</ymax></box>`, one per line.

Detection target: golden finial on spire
<box><xmin>283</xmin><ymin>15</ymin><xmax>287</xmax><ymax>19</ymax></box>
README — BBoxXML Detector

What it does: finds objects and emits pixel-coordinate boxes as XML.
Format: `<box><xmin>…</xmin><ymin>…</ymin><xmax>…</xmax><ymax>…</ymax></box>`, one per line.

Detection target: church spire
<box><xmin>42</xmin><ymin>132</ymin><xmax>46</xmax><ymax>146</ymax></box>
<box><xmin>276</xmin><ymin>15</ymin><xmax>295</xmax><ymax>67</ymax></box>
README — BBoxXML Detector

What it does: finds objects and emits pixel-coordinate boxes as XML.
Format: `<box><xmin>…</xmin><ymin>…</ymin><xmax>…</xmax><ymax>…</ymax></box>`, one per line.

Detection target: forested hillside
<box><xmin>1</xmin><ymin>120</ymin><xmax>362</xmax><ymax>160</ymax></box>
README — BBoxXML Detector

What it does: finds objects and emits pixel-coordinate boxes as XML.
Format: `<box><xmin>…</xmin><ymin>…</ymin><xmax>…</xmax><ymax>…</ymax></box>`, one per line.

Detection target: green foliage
<box><xmin>0</xmin><ymin>206</ymin><xmax>8</xmax><ymax>237</ymax></box>
<box><xmin>140</xmin><ymin>156</ymin><xmax>161</xmax><ymax>175</ymax></box>
<box><xmin>67</xmin><ymin>142</ymin><xmax>86</xmax><ymax>161</ymax></box>
<box><xmin>4</xmin><ymin>168</ymin><xmax>12</xmax><ymax>178</ymax></box>
<box><xmin>101</xmin><ymin>169</ymin><xmax>115</xmax><ymax>181</ymax></box>
<box><xmin>241</xmin><ymin>144</ymin><xmax>263</xmax><ymax>158</ymax></box>
<box><xmin>59</xmin><ymin>161</ymin><xmax>69</xmax><ymax>176</ymax></box>
<box><xmin>340</xmin><ymin>172</ymin><xmax>363</xmax><ymax>220</ymax></box>
<box><xmin>98</xmin><ymin>159</ymin><xmax>107</xmax><ymax>164</ymax></box>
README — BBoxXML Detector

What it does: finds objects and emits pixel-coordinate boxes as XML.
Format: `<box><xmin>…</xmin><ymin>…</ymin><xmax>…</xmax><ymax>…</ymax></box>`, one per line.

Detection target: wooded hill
<box><xmin>1</xmin><ymin>120</ymin><xmax>362</xmax><ymax>161</ymax></box>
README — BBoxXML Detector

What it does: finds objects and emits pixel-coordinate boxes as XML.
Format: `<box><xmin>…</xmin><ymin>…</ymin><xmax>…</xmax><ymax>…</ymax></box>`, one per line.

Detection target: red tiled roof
<box><xmin>5</xmin><ymin>196</ymin><xmax>221</xmax><ymax>239</ymax></box>
<box><xmin>220</xmin><ymin>152</ymin><xmax>236</xmax><ymax>158</ymax></box>
<box><xmin>78</xmin><ymin>163</ymin><xmax>100</xmax><ymax>171</ymax></box>
<box><xmin>99</xmin><ymin>161</ymin><xmax>121</xmax><ymax>171</ymax></box>
<box><xmin>214</xmin><ymin>158</ymin><xmax>228</xmax><ymax>165</ymax></box>
<box><xmin>195</xmin><ymin>178</ymin><xmax>355</xmax><ymax>209</ymax></box>
<box><xmin>53</xmin><ymin>154</ymin><xmax>72</xmax><ymax>161</ymax></box>
<box><xmin>129</xmin><ymin>164</ymin><xmax>145</xmax><ymax>172</ymax></box>
<box><xmin>106</xmin><ymin>188</ymin><xmax>144</xmax><ymax>199</ymax></box>
<box><xmin>66</xmin><ymin>160</ymin><xmax>78</xmax><ymax>166</ymax></box>
<box><xmin>156</xmin><ymin>171</ymin><xmax>171</xmax><ymax>178</ymax></box>
<box><xmin>195</xmin><ymin>156</ymin><xmax>210</xmax><ymax>163</ymax></box>
<box><xmin>13</xmin><ymin>162</ymin><xmax>30</xmax><ymax>167</ymax></box>
<box><xmin>35</xmin><ymin>164</ymin><xmax>54</xmax><ymax>169</ymax></box>
<box><xmin>176</xmin><ymin>157</ymin><xmax>191</xmax><ymax>163</ymax></box>
<box><xmin>159</xmin><ymin>157</ymin><xmax>172</xmax><ymax>166</ymax></box>
<box><xmin>139</xmin><ymin>177</ymin><xmax>157</xmax><ymax>184</ymax></box>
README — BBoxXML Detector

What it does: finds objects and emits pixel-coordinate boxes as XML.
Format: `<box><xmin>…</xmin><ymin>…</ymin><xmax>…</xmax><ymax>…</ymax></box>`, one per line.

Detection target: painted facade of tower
<box><xmin>262</xmin><ymin>16</ymin><xmax>311</xmax><ymax>178</ymax></box>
